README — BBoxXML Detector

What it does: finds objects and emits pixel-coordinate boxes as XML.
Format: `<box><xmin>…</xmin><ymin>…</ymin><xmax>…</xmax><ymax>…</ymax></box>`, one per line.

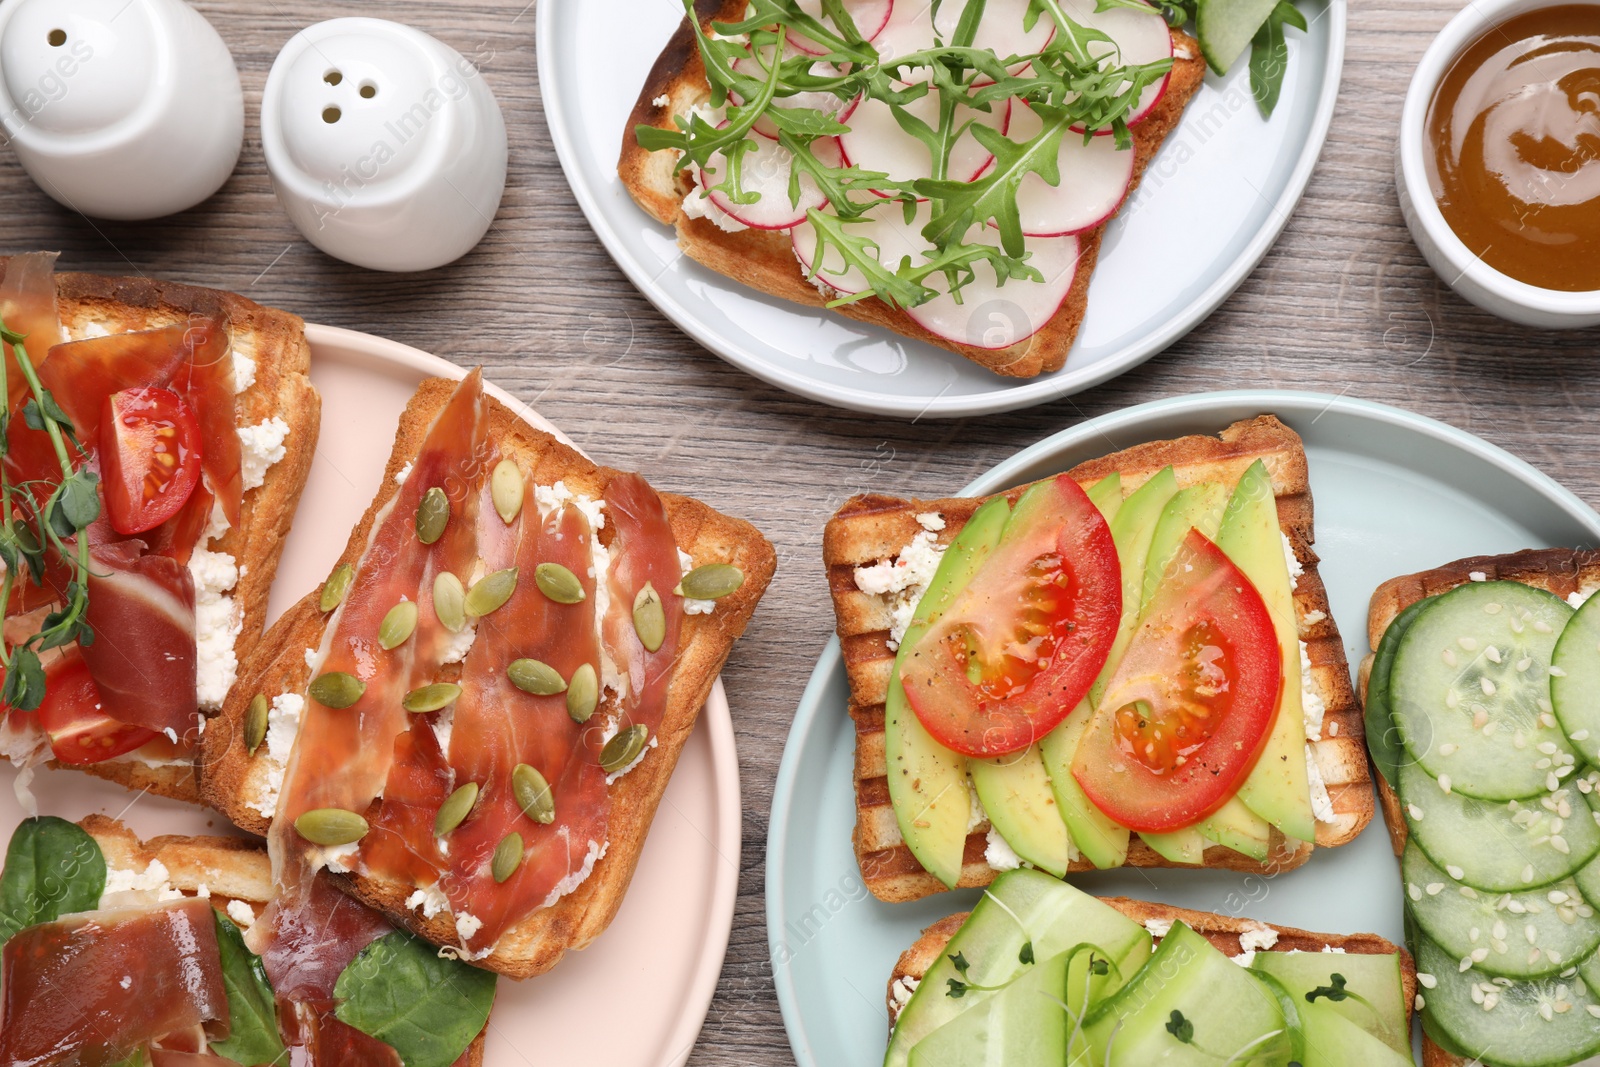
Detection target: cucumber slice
<box><xmin>1400</xmin><ymin>759</ymin><xmax>1600</xmax><ymax>891</ymax></box>
<box><xmin>1576</xmin><ymin>853</ymin><xmax>1600</xmax><ymax>908</ymax></box>
<box><xmin>1415</xmin><ymin>933</ymin><xmax>1600</xmax><ymax>1067</ymax></box>
<box><xmin>1250</xmin><ymin>948</ymin><xmax>1409</xmax><ymax>1055</ymax></box>
<box><xmin>1081</xmin><ymin>923</ymin><xmax>1295</xmax><ymax>1065</ymax></box>
<box><xmin>1366</xmin><ymin>595</ymin><xmax>1437</xmax><ymax>789</ymax></box>
<box><xmin>908</xmin><ymin>948</ymin><xmax>1069</xmax><ymax>1067</ymax></box>
<box><xmin>1196</xmin><ymin>0</ymin><xmax>1281</xmax><ymax>74</ymax></box>
<box><xmin>1297</xmin><ymin>998</ymin><xmax>1413</xmax><ymax>1067</ymax></box>
<box><xmin>1550</xmin><ymin>590</ymin><xmax>1600</xmax><ymax>767</ymax></box>
<box><xmin>1391</xmin><ymin>582</ymin><xmax>1577</xmax><ymax>801</ymax></box>
<box><xmin>1404</xmin><ymin>840</ymin><xmax>1600</xmax><ymax>979</ymax></box>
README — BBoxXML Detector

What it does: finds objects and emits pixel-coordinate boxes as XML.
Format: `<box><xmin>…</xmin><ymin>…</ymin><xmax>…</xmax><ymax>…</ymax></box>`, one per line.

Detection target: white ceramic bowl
<box><xmin>0</xmin><ymin>0</ymin><xmax>243</xmax><ymax>220</ymax></box>
<box><xmin>1397</xmin><ymin>0</ymin><xmax>1600</xmax><ymax>328</ymax></box>
<box><xmin>260</xmin><ymin>18</ymin><xmax>508</xmax><ymax>273</ymax></box>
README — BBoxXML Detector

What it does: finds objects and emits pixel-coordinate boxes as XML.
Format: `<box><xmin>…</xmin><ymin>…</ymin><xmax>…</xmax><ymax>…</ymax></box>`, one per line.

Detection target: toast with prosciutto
<box><xmin>0</xmin><ymin>815</ymin><xmax>493</xmax><ymax>1067</ymax></box>
<box><xmin>199</xmin><ymin>371</ymin><xmax>776</xmax><ymax>978</ymax></box>
<box><xmin>0</xmin><ymin>254</ymin><xmax>318</xmax><ymax>805</ymax></box>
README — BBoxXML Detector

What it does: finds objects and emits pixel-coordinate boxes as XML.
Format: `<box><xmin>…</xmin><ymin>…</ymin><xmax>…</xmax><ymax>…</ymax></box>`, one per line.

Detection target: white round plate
<box><xmin>766</xmin><ymin>390</ymin><xmax>1600</xmax><ymax>1066</ymax></box>
<box><xmin>0</xmin><ymin>324</ymin><xmax>739</xmax><ymax>1067</ymax></box>
<box><xmin>537</xmin><ymin>4</ymin><xmax>1346</xmax><ymax>417</ymax></box>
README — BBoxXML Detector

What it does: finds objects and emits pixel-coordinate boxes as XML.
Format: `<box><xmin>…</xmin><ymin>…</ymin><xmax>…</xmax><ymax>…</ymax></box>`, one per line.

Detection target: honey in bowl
<box><xmin>1426</xmin><ymin>4</ymin><xmax>1600</xmax><ymax>292</ymax></box>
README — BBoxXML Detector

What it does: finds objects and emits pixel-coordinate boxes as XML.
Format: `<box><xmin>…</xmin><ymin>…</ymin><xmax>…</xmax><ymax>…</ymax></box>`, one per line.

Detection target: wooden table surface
<box><xmin>5</xmin><ymin>0</ymin><xmax>1597</xmax><ymax>1062</ymax></box>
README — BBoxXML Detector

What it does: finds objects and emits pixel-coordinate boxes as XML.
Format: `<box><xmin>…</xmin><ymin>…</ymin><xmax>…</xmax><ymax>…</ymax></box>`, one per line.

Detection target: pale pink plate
<box><xmin>0</xmin><ymin>323</ymin><xmax>740</xmax><ymax>1067</ymax></box>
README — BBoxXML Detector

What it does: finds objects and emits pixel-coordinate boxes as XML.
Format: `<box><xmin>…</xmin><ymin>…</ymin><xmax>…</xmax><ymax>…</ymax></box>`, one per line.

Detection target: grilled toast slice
<box><xmin>77</xmin><ymin>815</ymin><xmax>488</xmax><ymax>1066</ymax></box>
<box><xmin>199</xmin><ymin>377</ymin><xmax>777</xmax><ymax>979</ymax></box>
<box><xmin>1360</xmin><ymin>548</ymin><xmax>1600</xmax><ymax>1067</ymax></box>
<box><xmin>617</xmin><ymin>0</ymin><xmax>1208</xmax><ymax>379</ymax></box>
<box><xmin>0</xmin><ymin>263</ymin><xmax>319</xmax><ymax>804</ymax></box>
<box><xmin>887</xmin><ymin>897</ymin><xmax>1417</xmax><ymax>1032</ymax></box>
<box><xmin>825</xmin><ymin>415</ymin><xmax>1371</xmax><ymax>902</ymax></box>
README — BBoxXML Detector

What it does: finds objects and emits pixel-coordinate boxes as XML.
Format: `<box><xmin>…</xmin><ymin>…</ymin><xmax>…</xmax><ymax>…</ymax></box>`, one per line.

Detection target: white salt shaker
<box><xmin>260</xmin><ymin>18</ymin><xmax>508</xmax><ymax>273</ymax></box>
<box><xmin>0</xmin><ymin>0</ymin><xmax>244</xmax><ymax>220</ymax></box>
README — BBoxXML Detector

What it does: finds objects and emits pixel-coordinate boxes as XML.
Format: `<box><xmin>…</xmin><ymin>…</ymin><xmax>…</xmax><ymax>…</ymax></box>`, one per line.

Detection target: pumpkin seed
<box><xmin>378</xmin><ymin>600</ymin><xmax>419</xmax><ymax>650</ymax></box>
<box><xmin>309</xmin><ymin>671</ymin><xmax>365</xmax><ymax>709</ymax></box>
<box><xmin>245</xmin><ymin>694</ymin><xmax>269</xmax><ymax>755</ymax></box>
<box><xmin>415</xmin><ymin>487</ymin><xmax>449</xmax><ymax>544</ymax></box>
<box><xmin>676</xmin><ymin>563</ymin><xmax>745</xmax><ymax>601</ymax></box>
<box><xmin>566</xmin><ymin>663</ymin><xmax>598</xmax><ymax>724</ymax></box>
<box><xmin>633</xmin><ymin>583</ymin><xmax>666</xmax><ymax>652</ymax></box>
<box><xmin>433</xmin><ymin>572</ymin><xmax>467</xmax><ymax>633</ymax></box>
<box><xmin>512</xmin><ymin>763</ymin><xmax>555</xmax><ymax>824</ymax></box>
<box><xmin>534</xmin><ymin>562</ymin><xmax>585</xmax><ymax>605</ymax></box>
<box><xmin>492</xmin><ymin>459</ymin><xmax>524</xmax><ymax>524</ymax></box>
<box><xmin>600</xmin><ymin>724</ymin><xmax>650</xmax><ymax>774</ymax></box>
<box><xmin>465</xmin><ymin>567</ymin><xmax>518</xmax><ymax>617</ymax></box>
<box><xmin>491</xmin><ymin>832</ymin><xmax>524</xmax><ymax>884</ymax></box>
<box><xmin>434</xmin><ymin>782</ymin><xmax>479</xmax><ymax>837</ymax></box>
<box><xmin>508</xmin><ymin>658</ymin><xmax>565</xmax><ymax>696</ymax></box>
<box><xmin>295</xmin><ymin>808</ymin><xmax>369</xmax><ymax>846</ymax></box>
<box><xmin>319</xmin><ymin>563</ymin><xmax>354</xmax><ymax>612</ymax></box>
<box><xmin>403</xmin><ymin>682</ymin><xmax>462</xmax><ymax>713</ymax></box>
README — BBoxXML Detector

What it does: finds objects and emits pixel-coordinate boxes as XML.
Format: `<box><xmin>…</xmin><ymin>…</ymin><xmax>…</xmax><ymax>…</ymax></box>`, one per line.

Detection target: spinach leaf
<box><xmin>210</xmin><ymin>912</ymin><xmax>288</xmax><ymax>1067</ymax></box>
<box><xmin>333</xmin><ymin>931</ymin><xmax>496</xmax><ymax>1067</ymax></box>
<box><xmin>0</xmin><ymin>816</ymin><xmax>105</xmax><ymax>946</ymax></box>
<box><xmin>1249</xmin><ymin>0</ymin><xmax>1307</xmax><ymax>116</ymax></box>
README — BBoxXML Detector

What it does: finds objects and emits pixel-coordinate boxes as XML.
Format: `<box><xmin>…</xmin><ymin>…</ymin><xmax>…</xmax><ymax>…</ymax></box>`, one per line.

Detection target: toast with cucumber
<box><xmin>199</xmin><ymin>371</ymin><xmax>776</xmax><ymax>979</ymax></box>
<box><xmin>0</xmin><ymin>815</ymin><xmax>492</xmax><ymax>1066</ymax></box>
<box><xmin>825</xmin><ymin>415</ymin><xmax>1371</xmax><ymax>903</ymax></box>
<box><xmin>883</xmin><ymin>868</ymin><xmax>1416</xmax><ymax>1066</ymax></box>
<box><xmin>1361</xmin><ymin>550</ymin><xmax>1600</xmax><ymax>1067</ymax></box>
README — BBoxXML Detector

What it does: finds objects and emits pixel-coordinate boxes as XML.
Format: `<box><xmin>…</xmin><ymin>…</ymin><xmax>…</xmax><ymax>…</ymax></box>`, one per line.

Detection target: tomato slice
<box><xmin>900</xmin><ymin>474</ymin><xmax>1121</xmax><ymax>757</ymax></box>
<box><xmin>99</xmin><ymin>386</ymin><xmax>204</xmax><ymax>535</ymax></box>
<box><xmin>34</xmin><ymin>653</ymin><xmax>160</xmax><ymax>764</ymax></box>
<box><xmin>1071</xmin><ymin>528</ymin><xmax>1281</xmax><ymax>832</ymax></box>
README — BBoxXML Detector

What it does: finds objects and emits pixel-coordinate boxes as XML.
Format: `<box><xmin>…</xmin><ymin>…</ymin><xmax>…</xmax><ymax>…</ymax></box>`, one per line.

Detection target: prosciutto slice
<box><xmin>0</xmin><ymin>898</ymin><xmax>227</xmax><ymax>1067</ymax></box>
<box><xmin>437</xmin><ymin>490</ymin><xmax>609</xmax><ymax>951</ymax></box>
<box><xmin>0</xmin><ymin>252</ymin><xmax>64</xmax><ymax>409</ymax></box>
<box><xmin>601</xmin><ymin>473</ymin><xmax>685</xmax><ymax>736</ymax></box>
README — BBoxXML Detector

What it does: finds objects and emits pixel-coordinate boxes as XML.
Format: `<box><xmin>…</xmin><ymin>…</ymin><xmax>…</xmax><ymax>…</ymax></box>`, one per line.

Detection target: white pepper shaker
<box><xmin>260</xmin><ymin>18</ymin><xmax>508</xmax><ymax>273</ymax></box>
<box><xmin>0</xmin><ymin>0</ymin><xmax>244</xmax><ymax>220</ymax></box>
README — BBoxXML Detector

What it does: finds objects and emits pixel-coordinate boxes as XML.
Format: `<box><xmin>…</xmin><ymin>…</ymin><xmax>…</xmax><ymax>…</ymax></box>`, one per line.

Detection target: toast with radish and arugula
<box><xmin>883</xmin><ymin>868</ymin><xmax>1416</xmax><ymax>1067</ymax></box>
<box><xmin>198</xmin><ymin>370</ymin><xmax>776</xmax><ymax>979</ymax></box>
<box><xmin>621</xmin><ymin>0</ymin><xmax>1207</xmax><ymax>378</ymax></box>
<box><xmin>824</xmin><ymin>415</ymin><xmax>1371</xmax><ymax>903</ymax></box>
<box><xmin>1360</xmin><ymin>550</ymin><xmax>1600</xmax><ymax>1067</ymax></box>
<box><xmin>0</xmin><ymin>253</ymin><xmax>319</xmax><ymax>805</ymax></box>
<box><xmin>0</xmin><ymin>815</ymin><xmax>493</xmax><ymax>1066</ymax></box>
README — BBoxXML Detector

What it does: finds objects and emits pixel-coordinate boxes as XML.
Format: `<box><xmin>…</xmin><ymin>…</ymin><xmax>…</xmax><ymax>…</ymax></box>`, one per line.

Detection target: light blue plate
<box><xmin>539</xmin><ymin>5</ymin><xmax>1346</xmax><ymax>418</ymax></box>
<box><xmin>766</xmin><ymin>390</ymin><xmax>1600</xmax><ymax>1066</ymax></box>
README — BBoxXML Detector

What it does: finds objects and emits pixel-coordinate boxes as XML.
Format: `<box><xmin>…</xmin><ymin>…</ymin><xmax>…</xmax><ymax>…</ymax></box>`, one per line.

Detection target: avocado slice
<box><xmin>1139</xmin><ymin>827</ymin><xmax>1207</xmax><ymax>865</ymax></box>
<box><xmin>970</xmin><ymin>745</ymin><xmax>1074</xmax><ymax>877</ymax></box>
<box><xmin>1196</xmin><ymin>0</ymin><xmax>1281</xmax><ymax>74</ymax></box>
<box><xmin>1085</xmin><ymin>472</ymin><xmax>1123</xmax><ymax>524</ymax></box>
<box><xmin>1090</xmin><ymin>466</ymin><xmax>1180</xmax><ymax>709</ymax></box>
<box><xmin>1195</xmin><ymin>795</ymin><xmax>1272</xmax><ymax>861</ymax></box>
<box><xmin>1214</xmin><ymin>460</ymin><xmax>1315</xmax><ymax>844</ymax></box>
<box><xmin>886</xmin><ymin>496</ymin><xmax>1012</xmax><ymax>888</ymax></box>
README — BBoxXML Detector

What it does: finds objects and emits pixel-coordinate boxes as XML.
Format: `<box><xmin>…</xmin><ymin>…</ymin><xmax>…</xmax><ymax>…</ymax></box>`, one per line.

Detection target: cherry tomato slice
<box><xmin>901</xmin><ymin>474</ymin><xmax>1121</xmax><ymax>757</ymax></box>
<box><xmin>35</xmin><ymin>653</ymin><xmax>159</xmax><ymax>764</ymax></box>
<box><xmin>1071</xmin><ymin>528</ymin><xmax>1281</xmax><ymax>833</ymax></box>
<box><xmin>99</xmin><ymin>386</ymin><xmax>203</xmax><ymax>536</ymax></box>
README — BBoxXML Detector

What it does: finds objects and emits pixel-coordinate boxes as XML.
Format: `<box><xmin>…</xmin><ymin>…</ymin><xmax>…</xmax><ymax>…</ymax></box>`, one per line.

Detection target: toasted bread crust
<box><xmin>616</xmin><ymin>2</ymin><xmax>1208</xmax><ymax>378</ymax></box>
<box><xmin>887</xmin><ymin>898</ymin><xmax>1417</xmax><ymax>1034</ymax></box>
<box><xmin>0</xmin><ymin>262</ymin><xmax>320</xmax><ymax>804</ymax></box>
<box><xmin>826</xmin><ymin>415</ymin><xmax>1372</xmax><ymax>902</ymax></box>
<box><xmin>1361</xmin><ymin>547</ymin><xmax>1600</xmax><ymax>1067</ymax></box>
<box><xmin>200</xmin><ymin>377</ymin><xmax>776</xmax><ymax>979</ymax></box>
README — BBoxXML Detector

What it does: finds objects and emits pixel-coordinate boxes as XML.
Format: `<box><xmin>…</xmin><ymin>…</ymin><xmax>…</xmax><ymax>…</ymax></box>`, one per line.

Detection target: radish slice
<box><xmin>1055</xmin><ymin>0</ymin><xmax>1174</xmax><ymax>130</ymax></box>
<box><xmin>870</xmin><ymin>0</ymin><xmax>938</xmax><ymax>75</ymax></box>
<box><xmin>787</xmin><ymin>0</ymin><xmax>894</xmax><ymax>55</ymax></box>
<box><xmin>1006</xmin><ymin>102</ymin><xmax>1135</xmax><ymax>236</ymax></box>
<box><xmin>932</xmin><ymin>0</ymin><xmax>1055</xmax><ymax>67</ymax></box>
<box><xmin>731</xmin><ymin>53</ymin><xmax>849</xmax><ymax>140</ymax></box>
<box><xmin>698</xmin><ymin>133</ymin><xmax>841</xmax><ymax>230</ymax></box>
<box><xmin>838</xmin><ymin>93</ymin><xmax>1011</xmax><ymax>194</ymax></box>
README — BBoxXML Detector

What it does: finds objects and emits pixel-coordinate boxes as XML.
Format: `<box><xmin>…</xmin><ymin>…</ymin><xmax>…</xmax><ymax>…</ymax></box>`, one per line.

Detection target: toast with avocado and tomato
<box><xmin>620</xmin><ymin>0</ymin><xmax>1208</xmax><ymax>378</ymax></box>
<box><xmin>0</xmin><ymin>815</ymin><xmax>493</xmax><ymax>1067</ymax></box>
<box><xmin>0</xmin><ymin>253</ymin><xmax>319</xmax><ymax>805</ymax></box>
<box><xmin>1360</xmin><ymin>549</ymin><xmax>1600</xmax><ymax>1067</ymax></box>
<box><xmin>883</xmin><ymin>868</ymin><xmax>1416</xmax><ymax>1067</ymax></box>
<box><xmin>198</xmin><ymin>371</ymin><xmax>776</xmax><ymax>980</ymax></box>
<box><xmin>825</xmin><ymin>415</ymin><xmax>1372</xmax><ymax>903</ymax></box>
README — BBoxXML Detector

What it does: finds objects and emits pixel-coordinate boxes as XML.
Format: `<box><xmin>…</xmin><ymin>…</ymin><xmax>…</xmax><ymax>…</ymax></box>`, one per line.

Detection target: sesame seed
<box><xmin>1493</xmin><ymin>921</ymin><xmax>1508</xmax><ymax>940</ymax></box>
<box><xmin>1540</xmin><ymin>1002</ymin><xmax>1555</xmax><ymax>1021</ymax></box>
<box><xmin>1418</xmin><ymin>972</ymin><xmax>1438</xmax><ymax>988</ymax></box>
<box><xmin>1576</xmin><ymin>730</ymin><xmax>1593</xmax><ymax>742</ymax></box>
<box><xmin>1328</xmin><ymin>722</ymin><xmax>1339</xmax><ymax>736</ymax></box>
<box><xmin>1440</xmin><ymin>774</ymin><xmax>1454</xmax><ymax>794</ymax></box>
<box><xmin>1462</xmin><ymin>886</ymin><xmax>1479</xmax><ymax>899</ymax></box>
<box><xmin>1447</xmin><ymin>690</ymin><xmax>1461</xmax><ymax>708</ymax></box>
<box><xmin>1409</xmin><ymin>804</ymin><xmax>1425</xmax><ymax>821</ymax></box>
<box><xmin>1535</xmin><ymin>619</ymin><xmax>1555</xmax><ymax>633</ymax></box>
<box><xmin>1550</xmin><ymin>949</ymin><xmax>1565</xmax><ymax>964</ymax></box>
<box><xmin>1486</xmin><ymin>646</ymin><xmax>1503</xmax><ymax>663</ymax></box>
<box><xmin>1539</xmin><ymin>741</ymin><xmax>1560</xmax><ymax>755</ymax></box>
<box><xmin>1440</xmin><ymin>743</ymin><xmax>1459</xmax><ymax>755</ymax></box>
<box><xmin>1427</xmin><ymin>882</ymin><xmax>1444</xmax><ymax>896</ymax></box>
<box><xmin>1550</xmin><ymin>890</ymin><xmax>1570</xmax><ymax>904</ymax></box>
<box><xmin>1517</xmin><ymin>657</ymin><xmax>1534</xmax><ymax>672</ymax></box>
<box><xmin>1485</xmin><ymin>603</ymin><xmax>1502</xmax><ymax>613</ymax></box>
<box><xmin>1410</xmin><ymin>884</ymin><xmax>1423</xmax><ymax>901</ymax></box>
<box><xmin>1532</xmin><ymin>949</ymin><xmax>1544</xmax><ymax>965</ymax></box>
<box><xmin>1482</xmin><ymin>677</ymin><xmax>1498</xmax><ymax>696</ymax></box>
<box><xmin>1461</xmin><ymin>957</ymin><xmax>1475</xmax><ymax>972</ymax></box>
<box><xmin>1416</xmin><ymin>994</ymin><xmax>1427</xmax><ymax>1010</ymax></box>
<box><xmin>1550</xmin><ymin>665</ymin><xmax>1568</xmax><ymax>676</ymax></box>
<box><xmin>1485</xmin><ymin>721</ymin><xmax>1500</xmax><ymax>736</ymax></box>
<box><xmin>1449</xmin><ymin>865</ymin><xmax>1467</xmax><ymax>880</ymax></box>
<box><xmin>1524</xmin><ymin>865</ymin><xmax>1537</xmax><ymax>883</ymax></box>
<box><xmin>1459</xmin><ymin>637</ymin><xmax>1479</xmax><ymax>651</ymax></box>
<box><xmin>1528</xmin><ymin>925</ymin><xmax>1540</xmax><ymax>944</ymax></box>
<box><xmin>1587</xmin><ymin>1005</ymin><xmax>1600</xmax><ymax>1019</ymax></box>
<box><xmin>1444</xmin><ymin>648</ymin><xmax>1459</xmax><ymax>667</ymax></box>
<box><xmin>1470</xmin><ymin>927</ymin><xmax>1481</xmax><ymax>943</ymax></box>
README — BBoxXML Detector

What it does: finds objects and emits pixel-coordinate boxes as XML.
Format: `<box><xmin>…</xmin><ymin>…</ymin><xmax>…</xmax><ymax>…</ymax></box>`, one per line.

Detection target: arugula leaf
<box><xmin>210</xmin><ymin>912</ymin><xmax>289</xmax><ymax>1067</ymax></box>
<box><xmin>0</xmin><ymin>816</ymin><xmax>106</xmax><ymax>946</ymax></box>
<box><xmin>333</xmin><ymin>931</ymin><xmax>497</xmax><ymax>1067</ymax></box>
